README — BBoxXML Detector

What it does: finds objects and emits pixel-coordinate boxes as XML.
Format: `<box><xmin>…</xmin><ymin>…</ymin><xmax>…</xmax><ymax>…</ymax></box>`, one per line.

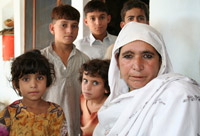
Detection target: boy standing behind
<box><xmin>75</xmin><ymin>0</ymin><xmax>117</xmax><ymax>59</ymax></box>
<box><xmin>104</xmin><ymin>0</ymin><xmax>149</xmax><ymax>59</ymax></box>
<box><xmin>41</xmin><ymin>4</ymin><xmax>89</xmax><ymax>136</ymax></box>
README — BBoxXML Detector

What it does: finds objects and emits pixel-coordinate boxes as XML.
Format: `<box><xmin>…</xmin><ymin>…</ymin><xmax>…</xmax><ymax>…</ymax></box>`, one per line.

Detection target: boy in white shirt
<box><xmin>75</xmin><ymin>0</ymin><xmax>117</xmax><ymax>59</ymax></box>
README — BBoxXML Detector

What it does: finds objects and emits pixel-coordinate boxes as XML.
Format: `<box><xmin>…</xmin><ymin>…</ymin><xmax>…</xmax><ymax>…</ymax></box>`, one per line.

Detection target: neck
<box><xmin>52</xmin><ymin>43</ymin><xmax>73</xmax><ymax>65</ymax></box>
<box><xmin>86</xmin><ymin>96</ymin><xmax>107</xmax><ymax>114</ymax></box>
<box><xmin>53</xmin><ymin>42</ymin><xmax>73</xmax><ymax>53</ymax></box>
<box><xmin>22</xmin><ymin>98</ymin><xmax>44</xmax><ymax>108</ymax></box>
<box><xmin>93</xmin><ymin>32</ymin><xmax>107</xmax><ymax>42</ymax></box>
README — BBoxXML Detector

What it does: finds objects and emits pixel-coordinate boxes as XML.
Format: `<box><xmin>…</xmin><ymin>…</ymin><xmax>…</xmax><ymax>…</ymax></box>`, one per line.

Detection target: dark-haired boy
<box><xmin>75</xmin><ymin>0</ymin><xmax>117</xmax><ymax>59</ymax></box>
<box><xmin>104</xmin><ymin>0</ymin><xmax>149</xmax><ymax>59</ymax></box>
<box><xmin>41</xmin><ymin>4</ymin><xmax>89</xmax><ymax>136</ymax></box>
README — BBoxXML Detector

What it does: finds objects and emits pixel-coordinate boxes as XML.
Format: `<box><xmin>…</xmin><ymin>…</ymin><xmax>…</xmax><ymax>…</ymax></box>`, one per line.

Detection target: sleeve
<box><xmin>0</xmin><ymin>107</ymin><xmax>11</xmax><ymax>134</ymax></box>
<box><xmin>150</xmin><ymin>81</ymin><xmax>200</xmax><ymax>136</ymax></box>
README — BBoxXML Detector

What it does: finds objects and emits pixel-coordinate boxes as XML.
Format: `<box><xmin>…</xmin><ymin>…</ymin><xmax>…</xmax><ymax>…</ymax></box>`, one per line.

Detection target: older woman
<box><xmin>93</xmin><ymin>22</ymin><xmax>200</xmax><ymax>136</ymax></box>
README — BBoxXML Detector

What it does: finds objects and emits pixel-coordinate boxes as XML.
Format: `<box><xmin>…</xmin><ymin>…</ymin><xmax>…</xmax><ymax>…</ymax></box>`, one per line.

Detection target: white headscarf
<box><xmin>106</xmin><ymin>22</ymin><xmax>173</xmax><ymax>104</ymax></box>
<box><xmin>94</xmin><ymin>22</ymin><xmax>200</xmax><ymax>136</ymax></box>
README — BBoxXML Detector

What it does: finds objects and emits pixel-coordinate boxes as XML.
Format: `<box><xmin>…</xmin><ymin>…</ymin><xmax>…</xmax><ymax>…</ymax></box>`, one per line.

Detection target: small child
<box><xmin>79</xmin><ymin>59</ymin><xmax>110</xmax><ymax>136</ymax></box>
<box><xmin>0</xmin><ymin>49</ymin><xmax>67</xmax><ymax>136</ymax></box>
<box><xmin>75</xmin><ymin>0</ymin><xmax>117</xmax><ymax>59</ymax></box>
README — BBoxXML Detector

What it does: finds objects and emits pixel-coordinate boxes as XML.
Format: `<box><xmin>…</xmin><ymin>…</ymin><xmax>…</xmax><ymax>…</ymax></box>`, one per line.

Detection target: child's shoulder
<box><xmin>73</xmin><ymin>48</ymin><xmax>90</xmax><ymax>60</ymax></box>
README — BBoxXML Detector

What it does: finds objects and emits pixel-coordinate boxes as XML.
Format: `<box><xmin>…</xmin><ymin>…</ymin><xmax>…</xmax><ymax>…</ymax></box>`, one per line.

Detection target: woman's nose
<box><xmin>132</xmin><ymin>57</ymin><xmax>144</xmax><ymax>71</ymax></box>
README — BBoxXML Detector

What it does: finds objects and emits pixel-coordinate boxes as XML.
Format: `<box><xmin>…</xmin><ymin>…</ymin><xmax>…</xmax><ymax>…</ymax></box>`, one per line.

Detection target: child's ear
<box><xmin>120</xmin><ymin>21</ymin><xmax>125</xmax><ymax>28</ymax></box>
<box><xmin>84</xmin><ymin>18</ymin><xmax>88</xmax><ymax>26</ymax></box>
<box><xmin>107</xmin><ymin>15</ymin><xmax>111</xmax><ymax>23</ymax></box>
<box><xmin>49</xmin><ymin>23</ymin><xmax>55</xmax><ymax>35</ymax></box>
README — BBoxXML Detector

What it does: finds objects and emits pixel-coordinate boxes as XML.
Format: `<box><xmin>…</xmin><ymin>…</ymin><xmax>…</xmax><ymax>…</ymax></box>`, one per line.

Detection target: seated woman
<box><xmin>93</xmin><ymin>22</ymin><xmax>200</xmax><ymax>136</ymax></box>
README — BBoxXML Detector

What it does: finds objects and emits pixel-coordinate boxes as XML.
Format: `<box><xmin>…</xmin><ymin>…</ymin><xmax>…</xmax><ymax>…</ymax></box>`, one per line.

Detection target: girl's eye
<box><xmin>93</xmin><ymin>81</ymin><xmax>99</xmax><ymax>85</ymax></box>
<box><xmin>83</xmin><ymin>79</ymin><xmax>88</xmax><ymax>83</ymax></box>
<box><xmin>37</xmin><ymin>75</ymin><xmax>44</xmax><ymax>80</ymax></box>
<box><xmin>21</xmin><ymin>77</ymin><xmax>29</xmax><ymax>82</ymax></box>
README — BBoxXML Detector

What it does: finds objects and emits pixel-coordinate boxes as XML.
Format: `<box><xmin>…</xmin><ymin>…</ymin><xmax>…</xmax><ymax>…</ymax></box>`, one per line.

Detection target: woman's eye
<box><xmin>123</xmin><ymin>54</ymin><xmax>133</xmax><ymax>59</ymax></box>
<box><xmin>143</xmin><ymin>54</ymin><xmax>153</xmax><ymax>59</ymax></box>
<box><xmin>93</xmin><ymin>81</ymin><xmax>99</xmax><ymax>85</ymax></box>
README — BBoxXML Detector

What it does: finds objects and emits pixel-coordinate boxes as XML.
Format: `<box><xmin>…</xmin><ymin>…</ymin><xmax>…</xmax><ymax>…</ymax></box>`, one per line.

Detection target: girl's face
<box><xmin>81</xmin><ymin>72</ymin><xmax>108</xmax><ymax>101</ymax></box>
<box><xmin>18</xmin><ymin>73</ymin><xmax>47</xmax><ymax>102</ymax></box>
<box><xmin>117</xmin><ymin>40</ymin><xmax>161</xmax><ymax>90</ymax></box>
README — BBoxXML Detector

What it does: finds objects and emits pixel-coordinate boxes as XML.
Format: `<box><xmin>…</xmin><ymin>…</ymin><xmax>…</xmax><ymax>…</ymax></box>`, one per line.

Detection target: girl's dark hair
<box><xmin>79</xmin><ymin>59</ymin><xmax>110</xmax><ymax>96</ymax></box>
<box><xmin>11</xmin><ymin>49</ymin><xmax>55</xmax><ymax>96</ymax></box>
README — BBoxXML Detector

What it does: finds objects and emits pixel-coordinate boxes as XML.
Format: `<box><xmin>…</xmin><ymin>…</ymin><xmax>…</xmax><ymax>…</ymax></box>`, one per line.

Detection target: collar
<box><xmin>89</xmin><ymin>32</ymin><xmax>110</xmax><ymax>46</ymax></box>
<box><xmin>49</xmin><ymin>42</ymin><xmax>77</xmax><ymax>58</ymax></box>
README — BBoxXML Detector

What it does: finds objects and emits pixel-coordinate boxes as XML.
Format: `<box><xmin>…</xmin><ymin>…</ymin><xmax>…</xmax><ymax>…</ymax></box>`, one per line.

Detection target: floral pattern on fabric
<box><xmin>0</xmin><ymin>100</ymin><xmax>68</xmax><ymax>136</ymax></box>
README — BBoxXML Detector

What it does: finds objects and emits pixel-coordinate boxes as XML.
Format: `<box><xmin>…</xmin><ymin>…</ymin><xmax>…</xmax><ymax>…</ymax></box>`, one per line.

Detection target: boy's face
<box><xmin>81</xmin><ymin>72</ymin><xmax>108</xmax><ymax>101</ymax></box>
<box><xmin>49</xmin><ymin>19</ymin><xmax>79</xmax><ymax>45</ymax></box>
<box><xmin>120</xmin><ymin>8</ymin><xmax>148</xmax><ymax>28</ymax></box>
<box><xmin>84</xmin><ymin>11</ymin><xmax>111</xmax><ymax>37</ymax></box>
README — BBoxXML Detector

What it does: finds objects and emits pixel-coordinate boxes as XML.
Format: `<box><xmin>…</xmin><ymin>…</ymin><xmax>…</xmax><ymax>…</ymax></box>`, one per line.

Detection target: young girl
<box><xmin>79</xmin><ymin>59</ymin><xmax>110</xmax><ymax>136</ymax></box>
<box><xmin>0</xmin><ymin>49</ymin><xmax>67</xmax><ymax>136</ymax></box>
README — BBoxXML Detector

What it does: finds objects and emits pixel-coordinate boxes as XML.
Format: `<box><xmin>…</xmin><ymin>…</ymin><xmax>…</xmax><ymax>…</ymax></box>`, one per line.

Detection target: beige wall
<box><xmin>150</xmin><ymin>0</ymin><xmax>200</xmax><ymax>83</ymax></box>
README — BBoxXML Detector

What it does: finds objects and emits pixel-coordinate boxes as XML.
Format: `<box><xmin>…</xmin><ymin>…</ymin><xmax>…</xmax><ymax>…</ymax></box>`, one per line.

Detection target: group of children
<box><xmin>0</xmin><ymin>0</ymin><xmax>149</xmax><ymax>135</ymax></box>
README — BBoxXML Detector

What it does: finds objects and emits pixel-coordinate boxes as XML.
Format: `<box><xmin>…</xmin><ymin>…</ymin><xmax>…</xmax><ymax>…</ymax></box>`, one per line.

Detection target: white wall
<box><xmin>0</xmin><ymin>0</ymin><xmax>23</xmax><ymax>105</ymax></box>
<box><xmin>150</xmin><ymin>0</ymin><xmax>200</xmax><ymax>83</ymax></box>
<box><xmin>72</xmin><ymin>0</ymin><xmax>90</xmax><ymax>42</ymax></box>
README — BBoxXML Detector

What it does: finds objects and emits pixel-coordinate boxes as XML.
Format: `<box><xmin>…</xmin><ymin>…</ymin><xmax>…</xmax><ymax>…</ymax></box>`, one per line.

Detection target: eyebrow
<box><xmin>142</xmin><ymin>51</ymin><xmax>155</xmax><ymax>55</ymax></box>
<box><xmin>121</xmin><ymin>50</ymin><xmax>155</xmax><ymax>56</ymax></box>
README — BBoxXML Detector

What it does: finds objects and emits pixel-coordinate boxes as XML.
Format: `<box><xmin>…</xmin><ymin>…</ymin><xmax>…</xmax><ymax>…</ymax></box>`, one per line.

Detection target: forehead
<box><xmin>125</xmin><ymin>8</ymin><xmax>146</xmax><ymax>17</ymax></box>
<box><xmin>54</xmin><ymin>19</ymin><xmax>78</xmax><ymax>24</ymax></box>
<box><xmin>86</xmin><ymin>11</ymin><xmax>108</xmax><ymax>17</ymax></box>
<box><xmin>121</xmin><ymin>40</ymin><xmax>157</xmax><ymax>53</ymax></box>
<box><xmin>83</xmin><ymin>72</ymin><xmax>103</xmax><ymax>80</ymax></box>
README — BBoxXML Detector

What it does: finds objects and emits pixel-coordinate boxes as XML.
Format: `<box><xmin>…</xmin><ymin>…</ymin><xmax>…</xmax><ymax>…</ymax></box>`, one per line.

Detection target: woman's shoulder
<box><xmin>158</xmin><ymin>73</ymin><xmax>200</xmax><ymax>100</ymax></box>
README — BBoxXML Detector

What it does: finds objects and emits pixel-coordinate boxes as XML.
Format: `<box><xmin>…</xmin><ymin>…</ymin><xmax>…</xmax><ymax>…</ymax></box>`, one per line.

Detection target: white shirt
<box><xmin>41</xmin><ymin>43</ymin><xmax>89</xmax><ymax>136</ymax></box>
<box><xmin>75</xmin><ymin>32</ymin><xmax>117</xmax><ymax>59</ymax></box>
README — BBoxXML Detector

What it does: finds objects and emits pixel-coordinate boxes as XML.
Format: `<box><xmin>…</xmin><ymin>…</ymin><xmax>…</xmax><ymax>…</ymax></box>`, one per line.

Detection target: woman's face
<box><xmin>117</xmin><ymin>40</ymin><xmax>161</xmax><ymax>90</ymax></box>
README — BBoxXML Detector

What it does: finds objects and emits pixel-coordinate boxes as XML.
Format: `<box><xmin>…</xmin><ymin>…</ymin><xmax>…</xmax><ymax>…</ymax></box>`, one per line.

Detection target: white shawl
<box><xmin>93</xmin><ymin>22</ymin><xmax>200</xmax><ymax>136</ymax></box>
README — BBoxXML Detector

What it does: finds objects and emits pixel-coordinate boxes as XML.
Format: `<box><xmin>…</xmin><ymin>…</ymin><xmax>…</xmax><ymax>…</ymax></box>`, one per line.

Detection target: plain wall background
<box><xmin>150</xmin><ymin>0</ymin><xmax>200</xmax><ymax>83</ymax></box>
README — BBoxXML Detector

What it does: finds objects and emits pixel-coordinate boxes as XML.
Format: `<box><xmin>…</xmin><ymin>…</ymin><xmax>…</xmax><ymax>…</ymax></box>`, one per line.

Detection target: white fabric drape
<box><xmin>93</xmin><ymin>22</ymin><xmax>200</xmax><ymax>136</ymax></box>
